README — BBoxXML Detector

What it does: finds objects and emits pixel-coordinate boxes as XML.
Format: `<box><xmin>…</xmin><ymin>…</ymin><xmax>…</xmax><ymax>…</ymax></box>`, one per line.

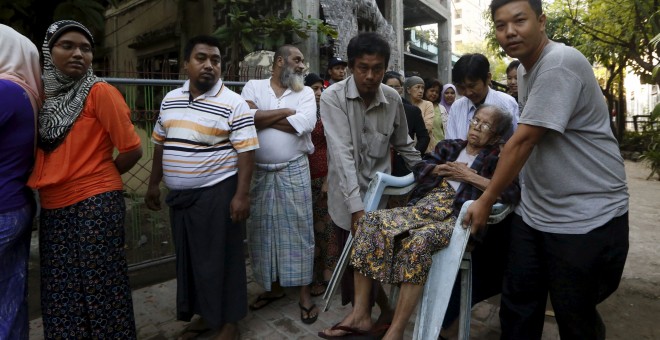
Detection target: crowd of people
<box><xmin>0</xmin><ymin>1</ymin><xmax>629</xmax><ymax>339</ymax></box>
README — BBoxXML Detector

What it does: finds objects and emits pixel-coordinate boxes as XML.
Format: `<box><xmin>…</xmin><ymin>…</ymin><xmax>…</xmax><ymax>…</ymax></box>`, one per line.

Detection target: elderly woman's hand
<box><xmin>432</xmin><ymin>162</ymin><xmax>477</xmax><ymax>182</ymax></box>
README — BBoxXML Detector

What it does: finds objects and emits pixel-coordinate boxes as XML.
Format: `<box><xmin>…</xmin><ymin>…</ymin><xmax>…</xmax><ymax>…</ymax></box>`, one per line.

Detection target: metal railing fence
<box><xmin>105</xmin><ymin>77</ymin><xmax>246</xmax><ymax>269</ymax></box>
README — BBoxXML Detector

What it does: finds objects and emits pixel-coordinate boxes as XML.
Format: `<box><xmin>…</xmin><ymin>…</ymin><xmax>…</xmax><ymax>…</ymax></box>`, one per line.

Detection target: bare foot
<box><xmin>178</xmin><ymin>317</ymin><xmax>210</xmax><ymax>340</ymax></box>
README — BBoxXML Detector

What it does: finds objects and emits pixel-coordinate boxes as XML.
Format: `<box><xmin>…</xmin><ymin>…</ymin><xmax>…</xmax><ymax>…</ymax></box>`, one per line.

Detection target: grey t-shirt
<box><xmin>517</xmin><ymin>41</ymin><xmax>628</xmax><ymax>234</ymax></box>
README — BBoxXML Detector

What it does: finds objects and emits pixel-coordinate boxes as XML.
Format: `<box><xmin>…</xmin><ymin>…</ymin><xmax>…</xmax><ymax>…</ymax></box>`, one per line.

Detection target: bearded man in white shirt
<box><xmin>241</xmin><ymin>45</ymin><xmax>320</xmax><ymax>324</ymax></box>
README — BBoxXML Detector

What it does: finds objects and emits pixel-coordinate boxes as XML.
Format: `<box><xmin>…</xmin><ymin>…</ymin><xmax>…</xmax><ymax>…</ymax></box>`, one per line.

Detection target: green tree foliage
<box><xmin>485</xmin><ymin>0</ymin><xmax>659</xmax><ymax>86</ymax></box>
<box><xmin>484</xmin><ymin>0</ymin><xmax>659</xmax><ymax>140</ymax></box>
<box><xmin>456</xmin><ymin>40</ymin><xmax>508</xmax><ymax>84</ymax></box>
<box><xmin>214</xmin><ymin>0</ymin><xmax>338</xmax><ymax>77</ymax></box>
<box><xmin>412</xmin><ymin>27</ymin><xmax>438</xmax><ymax>45</ymax></box>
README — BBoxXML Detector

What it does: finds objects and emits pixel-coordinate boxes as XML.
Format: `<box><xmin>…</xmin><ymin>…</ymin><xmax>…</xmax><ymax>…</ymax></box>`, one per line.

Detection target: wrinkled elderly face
<box><xmin>51</xmin><ymin>31</ymin><xmax>93</xmax><ymax>79</ymax></box>
<box><xmin>407</xmin><ymin>84</ymin><xmax>424</xmax><ymax>102</ymax></box>
<box><xmin>279</xmin><ymin>48</ymin><xmax>306</xmax><ymax>92</ymax></box>
<box><xmin>467</xmin><ymin>107</ymin><xmax>500</xmax><ymax>148</ymax></box>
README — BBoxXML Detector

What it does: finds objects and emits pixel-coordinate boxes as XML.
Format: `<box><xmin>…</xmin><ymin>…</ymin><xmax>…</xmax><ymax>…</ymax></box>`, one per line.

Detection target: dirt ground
<box><xmin>596</xmin><ymin>160</ymin><xmax>660</xmax><ymax>339</ymax></box>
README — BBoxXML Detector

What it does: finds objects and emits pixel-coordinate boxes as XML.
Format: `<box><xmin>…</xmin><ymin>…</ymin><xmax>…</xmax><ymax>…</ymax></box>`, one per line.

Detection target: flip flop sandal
<box><xmin>317</xmin><ymin>323</ymin><xmax>374</xmax><ymax>339</ymax></box>
<box><xmin>299</xmin><ymin>302</ymin><xmax>319</xmax><ymax>324</ymax></box>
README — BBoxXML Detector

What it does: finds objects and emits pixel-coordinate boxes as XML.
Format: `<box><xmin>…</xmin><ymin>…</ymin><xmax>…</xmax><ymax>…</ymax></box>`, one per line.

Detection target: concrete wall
<box><xmin>103</xmin><ymin>0</ymin><xmax>449</xmax><ymax>81</ymax></box>
<box><xmin>104</xmin><ymin>0</ymin><xmax>216</xmax><ymax>76</ymax></box>
<box><xmin>105</xmin><ymin>0</ymin><xmax>178</xmax><ymax>75</ymax></box>
<box><xmin>320</xmin><ymin>0</ymin><xmax>402</xmax><ymax>71</ymax></box>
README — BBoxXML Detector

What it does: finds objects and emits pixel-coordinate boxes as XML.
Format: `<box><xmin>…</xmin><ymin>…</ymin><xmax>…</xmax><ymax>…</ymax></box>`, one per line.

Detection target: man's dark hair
<box><xmin>346</xmin><ymin>32</ymin><xmax>390</xmax><ymax>68</ymax></box>
<box><xmin>490</xmin><ymin>0</ymin><xmax>543</xmax><ymax>20</ymax></box>
<box><xmin>506</xmin><ymin>60</ymin><xmax>521</xmax><ymax>74</ymax></box>
<box><xmin>452</xmin><ymin>53</ymin><xmax>490</xmax><ymax>85</ymax></box>
<box><xmin>184</xmin><ymin>35</ymin><xmax>222</xmax><ymax>61</ymax></box>
<box><xmin>382</xmin><ymin>71</ymin><xmax>403</xmax><ymax>85</ymax></box>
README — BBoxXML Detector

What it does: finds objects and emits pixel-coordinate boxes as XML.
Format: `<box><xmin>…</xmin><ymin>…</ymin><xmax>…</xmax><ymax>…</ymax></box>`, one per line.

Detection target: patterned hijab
<box><xmin>39</xmin><ymin>20</ymin><xmax>104</xmax><ymax>152</ymax></box>
<box><xmin>440</xmin><ymin>84</ymin><xmax>457</xmax><ymax>113</ymax></box>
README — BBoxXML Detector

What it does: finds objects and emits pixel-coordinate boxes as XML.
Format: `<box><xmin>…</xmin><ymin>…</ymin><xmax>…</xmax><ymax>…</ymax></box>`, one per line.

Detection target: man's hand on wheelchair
<box><xmin>463</xmin><ymin>197</ymin><xmax>491</xmax><ymax>236</ymax></box>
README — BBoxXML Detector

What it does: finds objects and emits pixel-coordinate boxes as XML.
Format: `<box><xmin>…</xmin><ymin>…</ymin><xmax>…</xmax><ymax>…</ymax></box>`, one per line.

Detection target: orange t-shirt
<box><xmin>28</xmin><ymin>82</ymin><xmax>141</xmax><ymax>209</ymax></box>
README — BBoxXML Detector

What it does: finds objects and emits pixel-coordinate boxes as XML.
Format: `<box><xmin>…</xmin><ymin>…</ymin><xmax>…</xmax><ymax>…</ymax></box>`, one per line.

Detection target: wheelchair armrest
<box><xmin>363</xmin><ymin>172</ymin><xmax>416</xmax><ymax>212</ymax></box>
<box><xmin>376</xmin><ymin>172</ymin><xmax>415</xmax><ymax>187</ymax></box>
<box><xmin>461</xmin><ymin>201</ymin><xmax>514</xmax><ymax>225</ymax></box>
<box><xmin>488</xmin><ymin>203</ymin><xmax>514</xmax><ymax>224</ymax></box>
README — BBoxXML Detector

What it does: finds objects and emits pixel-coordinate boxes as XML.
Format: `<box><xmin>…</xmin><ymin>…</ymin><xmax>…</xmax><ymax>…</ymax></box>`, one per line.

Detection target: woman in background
<box><xmin>0</xmin><ymin>24</ymin><xmax>43</xmax><ymax>340</ymax></box>
<box><xmin>304</xmin><ymin>73</ymin><xmax>340</xmax><ymax>300</ymax></box>
<box><xmin>424</xmin><ymin>78</ymin><xmax>448</xmax><ymax>155</ymax></box>
<box><xmin>404</xmin><ymin>76</ymin><xmax>435</xmax><ymax>155</ymax></box>
<box><xmin>384</xmin><ymin>72</ymin><xmax>429</xmax><ymax>177</ymax></box>
<box><xmin>28</xmin><ymin>20</ymin><xmax>142</xmax><ymax>339</ymax></box>
<box><xmin>440</xmin><ymin>84</ymin><xmax>457</xmax><ymax>117</ymax></box>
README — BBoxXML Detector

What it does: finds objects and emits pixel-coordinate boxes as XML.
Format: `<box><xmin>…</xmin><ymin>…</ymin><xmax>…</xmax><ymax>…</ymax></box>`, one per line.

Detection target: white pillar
<box><xmin>292</xmin><ymin>0</ymin><xmax>320</xmax><ymax>73</ymax></box>
<box><xmin>437</xmin><ymin>20</ymin><xmax>452</xmax><ymax>84</ymax></box>
<box><xmin>386</xmin><ymin>0</ymin><xmax>405</xmax><ymax>73</ymax></box>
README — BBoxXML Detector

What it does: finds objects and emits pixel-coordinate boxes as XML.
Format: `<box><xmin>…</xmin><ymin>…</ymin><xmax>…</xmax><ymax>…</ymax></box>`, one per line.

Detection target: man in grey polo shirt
<box><xmin>465</xmin><ymin>1</ymin><xmax>629</xmax><ymax>339</ymax></box>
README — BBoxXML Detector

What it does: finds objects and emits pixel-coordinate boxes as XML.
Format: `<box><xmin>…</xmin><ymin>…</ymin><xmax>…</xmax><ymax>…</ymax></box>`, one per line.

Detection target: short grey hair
<box><xmin>475</xmin><ymin>104</ymin><xmax>513</xmax><ymax>142</ymax></box>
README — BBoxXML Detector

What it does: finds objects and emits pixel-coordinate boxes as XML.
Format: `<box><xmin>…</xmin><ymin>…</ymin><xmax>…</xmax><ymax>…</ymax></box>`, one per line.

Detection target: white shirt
<box><xmin>446</xmin><ymin>89</ymin><xmax>519</xmax><ymax>140</ymax></box>
<box><xmin>241</xmin><ymin>78</ymin><xmax>317</xmax><ymax>164</ymax></box>
<box><xmin>447</xmin><ymin>148</ymin><xmax>476</xmax><ymax>191</ymax></box>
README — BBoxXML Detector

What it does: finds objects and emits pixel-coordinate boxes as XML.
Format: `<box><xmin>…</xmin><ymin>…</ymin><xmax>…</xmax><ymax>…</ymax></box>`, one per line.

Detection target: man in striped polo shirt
<box><xmin>146</xmin><ymin>35</ymin><xmax>258</xmax><ymax>339</ymax></box>
<box><xmin>241</xmin><ymin>45</ymin><xmax>319</xmax><ymax>324</ymax></box>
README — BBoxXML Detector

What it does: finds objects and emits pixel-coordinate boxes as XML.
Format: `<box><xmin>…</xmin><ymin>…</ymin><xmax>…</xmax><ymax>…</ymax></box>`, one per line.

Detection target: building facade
<box><xmin>103</xmin><ymin>0</ymin><xmax>452</xmax><ymax>83</ymax></box>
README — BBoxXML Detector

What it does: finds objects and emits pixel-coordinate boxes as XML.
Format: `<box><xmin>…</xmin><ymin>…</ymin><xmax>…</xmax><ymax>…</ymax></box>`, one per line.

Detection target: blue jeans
<box><xmin>0</xmin><ymin>204</ymin><xmax>34</xmax><ymax>340</ymax></box>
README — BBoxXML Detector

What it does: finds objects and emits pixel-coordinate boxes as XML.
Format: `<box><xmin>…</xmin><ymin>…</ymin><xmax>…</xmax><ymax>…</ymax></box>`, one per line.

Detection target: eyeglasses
<box><xmin>469</xmin><ymin>118</ymin><xmax>492</xmax><ymax>132</ymax></box>
<box><xmin>53</xmin><ymin>42</ymin><xmax>93</xmax><ymax>54</ymax></box>
<box><xmin>388</xmin><ymin>85</ymin><xmax>403</xmax><ymax>90</ymax></box>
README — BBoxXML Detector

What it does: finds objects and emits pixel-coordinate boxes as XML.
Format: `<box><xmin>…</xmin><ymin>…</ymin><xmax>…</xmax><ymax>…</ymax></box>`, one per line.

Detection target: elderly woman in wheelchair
<box><xmin>319</xmin><ymin>105</ymin><xmax>521</xmax><ymax>339</ymax></box>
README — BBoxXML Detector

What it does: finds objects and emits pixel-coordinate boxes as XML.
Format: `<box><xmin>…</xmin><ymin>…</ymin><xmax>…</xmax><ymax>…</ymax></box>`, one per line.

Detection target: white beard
<box><xmin>281</xmin><ymin>66</ymin><xmax>305</xmax><ymax>92</ymax></box>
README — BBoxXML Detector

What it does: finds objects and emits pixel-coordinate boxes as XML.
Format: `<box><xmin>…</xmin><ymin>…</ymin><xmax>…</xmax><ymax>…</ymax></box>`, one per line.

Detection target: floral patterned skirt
<box><xmin>350</xmin><ymin>181</ymin><xmax>455</xmax><ymax>285</ymax></box>
<box><xmin>39</xmin><ymin>191</ymin><xmax>136</xmax><ymax>339</ymax></box>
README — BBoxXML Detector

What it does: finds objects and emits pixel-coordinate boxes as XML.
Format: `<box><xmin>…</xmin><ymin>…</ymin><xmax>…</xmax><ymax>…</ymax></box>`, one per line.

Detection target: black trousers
<box><xmin>500</xmin><ymin>213</ymin><xmax>629</xmax><ymax>340</ymax></box>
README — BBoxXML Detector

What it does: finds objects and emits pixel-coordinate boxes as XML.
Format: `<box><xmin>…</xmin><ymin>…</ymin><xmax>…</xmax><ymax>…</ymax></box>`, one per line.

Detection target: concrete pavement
<box><xmin>28</xmin><ymin>260</ymin><xmax>560</xmax><ymax>339</ymax></box>
<box><xmin>29</xmin><ymin>160</ymin><xmax>658</xmax><ymax>339</ymax></box>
